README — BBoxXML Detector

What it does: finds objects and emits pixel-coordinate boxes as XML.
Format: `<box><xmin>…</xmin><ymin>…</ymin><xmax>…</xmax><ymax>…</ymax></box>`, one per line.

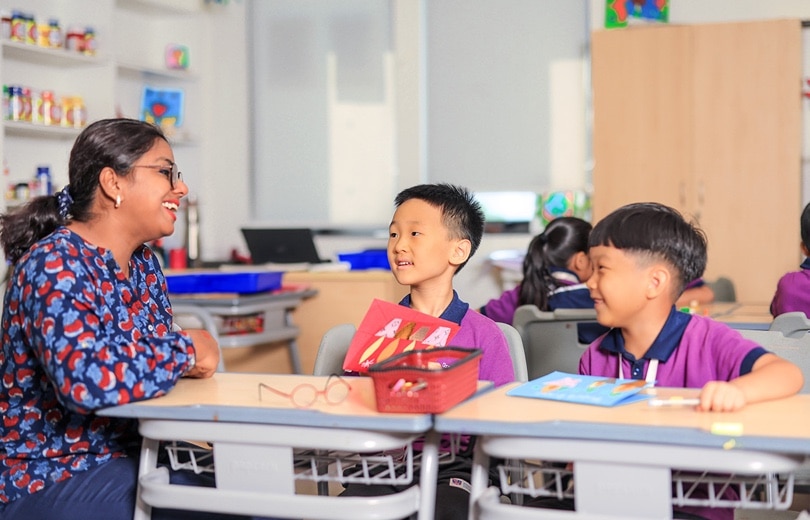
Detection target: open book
<box><xmin>507</xmin><ymin>371</ymin><xmax>653</xmax><ymax>407</ymax></box>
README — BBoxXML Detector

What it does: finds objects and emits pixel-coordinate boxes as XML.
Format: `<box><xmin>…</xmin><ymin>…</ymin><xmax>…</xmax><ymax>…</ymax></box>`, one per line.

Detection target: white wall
<box><xmin>199</xmin><ymin>0</ymin><xmax>810</xmax><ymax>307</ymax></box>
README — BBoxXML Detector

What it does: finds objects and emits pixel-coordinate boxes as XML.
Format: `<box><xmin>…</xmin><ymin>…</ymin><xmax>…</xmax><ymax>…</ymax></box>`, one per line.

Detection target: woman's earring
<box><xmin>115</xmin><ymin>194</ymin><xmax>121</xmax><ymax>209</ymax></box>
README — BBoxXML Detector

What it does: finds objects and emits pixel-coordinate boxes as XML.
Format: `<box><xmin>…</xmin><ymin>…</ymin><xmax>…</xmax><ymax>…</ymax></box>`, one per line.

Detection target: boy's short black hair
<box><xmin>394</xmin><ymin>183</ymin><xmax>484</xmax><ymax>274</ymax></box>
<box><xmin>801</xmin><ymin>202</ymin><xmax>810</xmax><ymax>251</ymax></box>
<box><xmin>589</xmin><ymin>202</ymin><xmax>707</xmax><ymax>295</ymax></box>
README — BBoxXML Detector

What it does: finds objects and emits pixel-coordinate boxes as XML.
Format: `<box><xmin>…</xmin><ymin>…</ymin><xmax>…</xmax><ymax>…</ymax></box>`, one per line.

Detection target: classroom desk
<box><xmin>703</xmin><ymin>302</ymin><xmax>773</xmax><ymax>330</ymax></box>
<box><xmin>171</xmin><ymin>287</ymin><xmax>317</xmax><ymax>373</ymax></box>
<box><xmin>434</xmin><ymin>384</ymin><xmax>810</xmax><ymax>519</ymax></box>
<box><xmin>98</xmin><ymin>373</ymin><xmax>438</xmax><ymax>520</ymax></box>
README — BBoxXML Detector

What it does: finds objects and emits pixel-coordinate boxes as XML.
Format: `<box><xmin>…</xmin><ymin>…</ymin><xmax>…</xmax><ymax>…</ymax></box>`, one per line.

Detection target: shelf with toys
<box><xmin>0</xmin><ymin>0</ymin><xmax>206</xmax><ymax>214</ymax></box>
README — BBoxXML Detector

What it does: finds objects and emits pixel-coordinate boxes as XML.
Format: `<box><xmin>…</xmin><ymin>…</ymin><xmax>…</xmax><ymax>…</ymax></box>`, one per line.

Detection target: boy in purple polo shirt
<box><xmin>580</xmin><ymin>202</ymin><xmax>803</xmax><ymax>520</ymax></box>
<box><xmin>770</xmin><ymin>201</ymin><xmax>810</xmax><ymax>317</ymax></box>
<box><xmin>340</xmin><ymin>183</ymin><xmax>514</xmax><ymax>520</ymax></box>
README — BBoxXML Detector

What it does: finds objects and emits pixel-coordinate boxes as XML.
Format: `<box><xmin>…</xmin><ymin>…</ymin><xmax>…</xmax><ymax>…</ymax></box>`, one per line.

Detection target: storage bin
<box><xmin>337</xmin><ymin>249</ymin><xmax>389</xmax><ymax>270</ymax></box>
<box><xmin>369</xmin><ymin>347</ymin><xmax>482</xmax><ymax>413</ymax></box>
<box><xmin>165</xmin><ymin>271</ymin><xmax>283</xmax><ymax>294</ymax></box>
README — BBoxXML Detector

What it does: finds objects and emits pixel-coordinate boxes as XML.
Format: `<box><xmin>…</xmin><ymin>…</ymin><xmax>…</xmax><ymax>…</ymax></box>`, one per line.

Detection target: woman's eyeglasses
<box><xmin>132</xmin><ymin>163</ymin><xmax>183</xmax><ymax>188</ymax></box>
<box><xmin>258</xmin><ymin>374</ymin><xmax>352</xmax><ymax>408</ymax></box>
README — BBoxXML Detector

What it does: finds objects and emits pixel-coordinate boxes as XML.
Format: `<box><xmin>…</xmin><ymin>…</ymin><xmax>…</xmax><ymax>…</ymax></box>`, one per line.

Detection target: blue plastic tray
<box><xmin>165</xmin><ymin>271</ymin><xmax>283</xmax><ymax>294</ymax></box>
<box><xmin>338</xmin><ymin>249</ymin><xmax>389</xmax><ymax>270</ymax></box>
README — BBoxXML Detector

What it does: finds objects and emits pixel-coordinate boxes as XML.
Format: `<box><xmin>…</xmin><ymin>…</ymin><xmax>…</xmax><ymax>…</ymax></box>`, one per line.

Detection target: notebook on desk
<box><xmin>241</xmin><ymin>228</ymin><xmax>330</xmax><ymax>265</ymax></box>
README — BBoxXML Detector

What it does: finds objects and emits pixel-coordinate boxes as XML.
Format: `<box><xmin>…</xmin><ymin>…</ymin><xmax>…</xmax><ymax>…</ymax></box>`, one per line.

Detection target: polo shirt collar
<box><xmin>549</xmin><ymin>267</ymin><xmax>580</xmax><ymax>286</ymax></box>
<box><xmin>598</xmin><ymin>306</ymin><xmax>692</xmax><ymax>363</ymax></box>
<box><xmin>399</xmin><ymin>290</ymin><xmax>469</xmax><ymax>326</ymax></box>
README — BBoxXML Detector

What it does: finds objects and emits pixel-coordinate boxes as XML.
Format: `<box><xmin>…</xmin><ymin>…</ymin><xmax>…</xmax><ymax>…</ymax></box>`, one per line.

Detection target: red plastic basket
<box><xmin>368</xmin><ymin>347</ymin><xmax>482</xmax><ymax>414</ymax></box>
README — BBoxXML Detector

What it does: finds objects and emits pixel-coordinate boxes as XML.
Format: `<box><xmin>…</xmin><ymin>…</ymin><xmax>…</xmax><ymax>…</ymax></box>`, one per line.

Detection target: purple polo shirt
<box><xmin>401</xmin><ymin>291</ymin><xmax>514</xmax><ymax>387</ymax></box>
<box><xmin>580</xmin><ymin>307</ymin><xmax>766</xmax><ymax>386</ymax></box>
<box><xmin>580</xmin><ymin>307</ymin><xmax>768</xmax><ymax>520</ymax></box>
<box><xmin>770</xmin><ymin>258</ymin><xmax>810</xmax><ymax>317</ymax></box>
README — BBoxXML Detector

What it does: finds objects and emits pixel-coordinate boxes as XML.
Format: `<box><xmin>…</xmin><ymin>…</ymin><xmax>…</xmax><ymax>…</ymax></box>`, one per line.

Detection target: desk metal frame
<box><xmin>434</xmin><ymin>385</ymin><xmax>810</xmax><ymax>520</ymax></box>
<box><xmin>99</xmin><ymin>374</ymin><xmax>438</xmax><ymax>520</ymax></box>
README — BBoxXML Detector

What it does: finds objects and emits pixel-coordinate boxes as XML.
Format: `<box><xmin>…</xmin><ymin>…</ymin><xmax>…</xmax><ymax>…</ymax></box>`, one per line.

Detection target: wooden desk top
<box><xmin>98</xmin><ymin>373</ymin><xmax>431</xmax><ymax>433</ymax></box>
<box><xmin>435</xmin><ymin>383</ymin><xmax>810</xmax><ymax>453</ymax></box>
<box><xmin>702</xmin><ymin>302</ymin><xmax>773</xmax><ymax>324</ymax></box>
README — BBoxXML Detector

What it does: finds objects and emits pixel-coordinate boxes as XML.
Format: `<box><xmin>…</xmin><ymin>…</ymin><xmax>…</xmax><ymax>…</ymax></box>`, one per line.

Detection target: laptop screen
<box><xmin>240</xmin><ymin>228</ymin><xmax>326</xmax><ymax>264</ymax></box>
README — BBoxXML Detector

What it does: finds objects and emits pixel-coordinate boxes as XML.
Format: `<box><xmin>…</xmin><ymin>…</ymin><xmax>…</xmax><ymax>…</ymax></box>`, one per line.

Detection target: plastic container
<box><xmin>337</xmin><ymin>249</ymin><xmax>389</xmax><ymax>270</ymax></box>
<box><xmin>36</xmin><ymin>165</ymin><xmax>51</xmax><ymax>197</ymax></box>
<box><xmin>369</xmin><ymin>347</ymin><xmax>482</xmax><ymax>414</ymax></box>
<box><xmin>164</xmin><ymin>271</ymin><xmax>283</xmax><ymax>294</ymax></box>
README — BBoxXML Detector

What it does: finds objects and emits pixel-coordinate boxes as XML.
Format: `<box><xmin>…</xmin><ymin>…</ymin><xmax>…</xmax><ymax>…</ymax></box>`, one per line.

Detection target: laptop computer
<box><xmin>241</xmin><ymin>228</ymin><xmax>328</xmax><ymax>264</ymax></box>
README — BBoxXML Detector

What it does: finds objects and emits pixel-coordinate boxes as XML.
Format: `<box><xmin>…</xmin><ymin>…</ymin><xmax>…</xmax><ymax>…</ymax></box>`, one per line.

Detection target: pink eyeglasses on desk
<box><xmin>258</xmin><ymin>374</ymin><xmax>352</xmax><ymax>408</ymax></box>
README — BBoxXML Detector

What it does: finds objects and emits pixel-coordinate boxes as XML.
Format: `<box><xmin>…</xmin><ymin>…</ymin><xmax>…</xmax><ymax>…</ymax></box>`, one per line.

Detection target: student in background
<box><xmin>480</xmin><ymin>216</ymin><xmax>608</xmax><ymax>343</ymax></box>
<box><xmin>0</xmin><ymin>119</ymin><xmax>253</xmax><ymax>520</ymax></box>
<box><xmin>340</xmin><ymin>183</ymin><xmax>514</xmax><ymax>520</ymax></box>
<box><xmin>578</xmin><ymin>202</ymin><xmax>802</xmax><ymax>520</ymax></box>
<box><xmin>676</xmin><ymin>277</ymin><xmax>715</xmax><ymax>308</ymax></box>
<box><xmin>770</xmin><ymin>201</ymin><xmax>810</xmax><ymax>317</ymax></box>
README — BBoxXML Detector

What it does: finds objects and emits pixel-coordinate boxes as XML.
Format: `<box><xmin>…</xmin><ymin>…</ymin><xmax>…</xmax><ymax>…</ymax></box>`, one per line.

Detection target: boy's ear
<box><xmin>645</xmin><ymin>263</ymin><xmax>673</xmax><ymax>300</ymax></box>
<box><xmin>449</xmin><ymin>238</ymin><xmax>472</xmax><ymax>267</ymax></box>
<box><xmin>802</xmin><ymin>242</ymin><xmax>810</xmax><ymax>257</ymax></box>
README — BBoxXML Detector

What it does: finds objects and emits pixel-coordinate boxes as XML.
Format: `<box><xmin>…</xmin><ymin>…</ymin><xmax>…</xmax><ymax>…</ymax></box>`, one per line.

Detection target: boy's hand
<box><xmin>184</xmin><ymin>329</ymin><xmax>220</xmax><ymax>379</ymax></box>
<box><xmin>698</xmin><ymin>381</ymin><xmax>746</xmax><ymax>412</ymax></box>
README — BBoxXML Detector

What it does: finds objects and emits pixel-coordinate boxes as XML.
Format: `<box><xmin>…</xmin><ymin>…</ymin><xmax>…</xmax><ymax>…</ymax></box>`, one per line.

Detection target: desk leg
<box><xmin>135</xmin><ymin>438</ymin><xmax>160</xmax><ymax>520</ymax></box>
<box><xmin>574</xmin><ymin>461</ymin><xmax>671</xmax><ymax>519</ymax></box>
<box><xmin>418</xmin><ymin>430</ymin><xmax>439</xmax><ymax>520</ymax></box>
<box><xmin>285</xmin><ymin>310</ymin><xmax>303</xmax><ymax>374</ymax></box>
<box><xmin>468</xmin><ymin>440</ymin><xmax>491</xmax><ymax>520</ymax></box>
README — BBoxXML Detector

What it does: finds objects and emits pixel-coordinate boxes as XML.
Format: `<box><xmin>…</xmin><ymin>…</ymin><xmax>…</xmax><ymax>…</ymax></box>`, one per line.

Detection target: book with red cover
<box><xmin>343</xmin><ymin>298</ymin><xmax>461</xmax><ymax>373</ymax></box>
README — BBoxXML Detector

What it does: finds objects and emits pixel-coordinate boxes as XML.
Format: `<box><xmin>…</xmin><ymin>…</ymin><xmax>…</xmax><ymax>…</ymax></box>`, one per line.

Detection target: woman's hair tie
<box><xmin>56</xmin><ymin>186</ymin><xmax>74</xmax><ymax>219</ymax></box>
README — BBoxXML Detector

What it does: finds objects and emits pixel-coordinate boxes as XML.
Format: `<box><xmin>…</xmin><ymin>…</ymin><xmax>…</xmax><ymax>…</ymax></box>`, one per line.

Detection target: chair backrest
<box><xmin>512</xmin><ymin>305</ymin><xmax>595</xmax><ymax>380</ymax></box>
<box><xmin>707</xmin><ymin>276</ymin><xmax>737</xmax><ymax>303</ymax></box>
<box><xmin>769</xmin><ymin>312</ymin><xmax>810</xmax><ymax>339</ymax></box>
<box><xmin>313</xmin><ymin>323</ymin><xmax>357</xmax><ymax>376</ymax></box>
<box><xmin>496</xmin><ymin>322</ymin><xmax>529</xmax><ymax>382</ymax></box>
<box><xmin>739</xmin><ymin>329</ymin><xmax>810</xmax><ymax>394</ymax></box>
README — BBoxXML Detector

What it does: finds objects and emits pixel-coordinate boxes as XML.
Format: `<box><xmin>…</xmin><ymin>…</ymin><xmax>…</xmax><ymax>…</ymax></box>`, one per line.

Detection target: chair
<box><xmin>769</xmin><ymin>312</ymin><xmax>810</xmax><ymax>339</ymax></box>
<box><xmin>707</xmin><ymin>276</ymin><xmax>737</xmax><ymax>303</ymax></box>
<box><xmin>512</xmin><ymin>305</ymin><xmax>597</xmax><ymax>380</ymax></box>
<box><xmin>497</xmin><ymin>322</ymin><xmax>529</xmax><ymax>382</ymax></box>
<box><xmin>739</xmin><ymin>328</ymin><xmax>810</xmax><ymax>502</ymax></box>
<box><xmin>738</xmin><ymin>329</ymin><xmax>810</xmax><ymax>394</ymax></box>
<box><xmin>312</xmin><ymin>323</ymin><xmax>357</xmax><ymax>376</ymax></box>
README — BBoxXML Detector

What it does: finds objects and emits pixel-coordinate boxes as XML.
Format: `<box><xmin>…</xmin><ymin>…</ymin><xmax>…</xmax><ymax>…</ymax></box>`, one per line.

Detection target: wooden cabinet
<box><xmin>284</xmin><ymin>270</ymin><xmax>409</xmax><ymax>375</ymax></box>
<box><xmin>592</xmin><ymin>20</ymin><xmax>802</xmax><ymax>302</ymax></box>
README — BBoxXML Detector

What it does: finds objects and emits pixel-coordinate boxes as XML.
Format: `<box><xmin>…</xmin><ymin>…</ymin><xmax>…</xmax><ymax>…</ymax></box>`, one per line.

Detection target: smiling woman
<box><xmin>0</xmin><ymin>119</ymin><xmax>252</xmax><ymax>520</ymax></box>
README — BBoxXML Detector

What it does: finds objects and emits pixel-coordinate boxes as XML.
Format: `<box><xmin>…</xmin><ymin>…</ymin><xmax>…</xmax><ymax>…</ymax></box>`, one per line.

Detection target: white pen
<box><xmin>648</xmin><ymin>397</ymin><xmax>701</xmax><ymax>407</ymax></box>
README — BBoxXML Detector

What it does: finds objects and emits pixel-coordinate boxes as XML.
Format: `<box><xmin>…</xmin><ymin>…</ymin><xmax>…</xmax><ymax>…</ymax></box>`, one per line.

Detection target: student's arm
<box><xmin>697</xmin><ymin>353</ymin><xmax>804</xmax><ymax>412</ymax></box>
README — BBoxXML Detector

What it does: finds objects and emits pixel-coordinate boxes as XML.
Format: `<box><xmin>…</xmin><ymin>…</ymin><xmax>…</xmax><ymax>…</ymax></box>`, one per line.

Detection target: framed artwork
<box><xmin>141</xmin><ymin>86</ymin><xmax>184</xmax><ymax>128</ymax></box>
<box><xmin>605</xmin><ymin>0</ymin><xmax>669</xmax><ymax>29</ymax></box>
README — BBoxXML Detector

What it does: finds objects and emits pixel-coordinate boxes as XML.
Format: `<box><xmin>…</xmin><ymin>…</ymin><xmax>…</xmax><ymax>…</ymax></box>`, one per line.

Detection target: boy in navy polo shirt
<box><xmin>580</xmin><ymin>202</ymin><xmax>803</xmax><ymax>520</ymax></box>
<box><xmin>770</xmin><ymin>201</ymin><xmax>810</xmax><ymax>317</ymax></box>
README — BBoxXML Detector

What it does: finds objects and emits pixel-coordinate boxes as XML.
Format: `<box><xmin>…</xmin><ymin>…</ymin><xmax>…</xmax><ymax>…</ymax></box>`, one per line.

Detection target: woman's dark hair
<box><xmin>588</xmin><ymin>202</ymin><xmax>707</xmax><ymax>295</ymax></box>
<box><xmin>0</xmin><ymin>118</ymin><xmax>166</xmax><ymax>264</ymax></box>
<box><xmin>519</xmin><ymin>217</ymin><xmax>592</xmax><ymax>310</ymax></box>
<box><xmin>394</xmin><ymin>183</ymin><xmax>484</xmax><ymax>274</ymax></box>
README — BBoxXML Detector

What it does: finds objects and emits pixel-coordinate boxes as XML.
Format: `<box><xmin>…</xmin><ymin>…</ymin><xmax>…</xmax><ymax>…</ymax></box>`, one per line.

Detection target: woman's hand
<box><xmin>183</xmin><ymin>329</ymin><xmax>220</xmax><ymax>378</ymax></box>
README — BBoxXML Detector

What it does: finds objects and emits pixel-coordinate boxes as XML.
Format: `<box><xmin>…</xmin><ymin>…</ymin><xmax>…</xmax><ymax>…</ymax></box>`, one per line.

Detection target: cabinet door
<box><xmin>591</xmin><ymin>25</ymin><xmax>694</xmax><ymax>221</ymax></box>
<box><xmin>691</xmin><ymin>20</ymin><xmax>802</xmax><ymax>302</ymax></box>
